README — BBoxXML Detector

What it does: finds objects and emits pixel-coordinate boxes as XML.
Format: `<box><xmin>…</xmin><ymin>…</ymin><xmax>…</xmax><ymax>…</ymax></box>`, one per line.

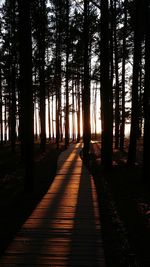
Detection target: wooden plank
<box><xmin>0</xmin><ymin>143</ymin><xmax>106</xmax><ymax>266</ymax></box>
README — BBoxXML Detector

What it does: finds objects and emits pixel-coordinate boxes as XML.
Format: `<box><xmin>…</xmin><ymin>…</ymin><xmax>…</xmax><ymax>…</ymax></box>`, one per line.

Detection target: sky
<box><xmin>0</xmin><ymin>0</ymin><xmax>131</xmax><ymax>139</ymax></box>
<box><xmin>0</xmin><ymin>0</ymin><xmax>4</xmax><ymax>5</ymax></box>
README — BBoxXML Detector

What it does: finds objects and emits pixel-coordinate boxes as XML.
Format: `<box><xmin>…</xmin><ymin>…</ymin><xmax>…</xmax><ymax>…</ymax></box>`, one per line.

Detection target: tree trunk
<box><xmin>52</xmin><ymin>93</ymin><xmax>54</xmax><ymax>140</ymax></box>
<box><xmin>55</xmin><ymin>2</ymin><xmax>62</xmax><ymax>148</ymax></box>
<box><xmin>48</xmin><ymin>90</ymin><xmax>51</xmax><ymax>141</ymax></box>
<box><xmin>120</xmin><ymin>0</ymin><xmax>127</xmax><ymax>151</ymax></box>
<box><xmin>18</xmin><ymin>0</ymin><xmax>34</xmax><ymax>192</ymax></box>
<box><xmin>114</xmin><ymin>0</ymin><xmax>120</xmax><ymax>149</ymax></box>
<box><xmin>10</xmin><ymin>64</ymin><xmax>16</xmax><ymax>152</ymax></box>
<box><xmin>4</xmin><ymin>96</ymin><xmax>7</xmax><ymax>143</ymax></box>
<box><xmin>100</xmin><ymin>0</ymin><xmax>113</xmax><ymax>168</ymax></box>
<box><xmin>110</xmin><ymin>0</ymin><xmax>114</xmax><ymax>140</ymax></box>
<box><xmin>39</xmin><ymin>0</ymin><xmax>46</xmax><ymax>152</ymax></box>
<box><xmin>138</xmin><ymin>64</ymin><xmax>143</xmax><ymax>138</ymax></box>
<box><xmin>34</xmin><ymin>101</ymin><xmax>38</xmax><ymax>141</ymax></box>
<box><xmin>143</xmin><ymin>0</ymin><xmax>150</xmax><ymax>180</ymax></box>
<box><xmin>94</xmin><ymin>83</ymin><xmax>97</xmax><ymax>139</ymax></box>
<box><xmin>6</xmin><ymin>0</ymin><xmax>17</xmax><ymax>151</ymax></box>
<box><xmin>127</xmin><ymin>0</ymin><xmax>142</xmax><ymax>165</ymax></box>
<box><xmin>56</xmin><ymin>87</ymin><xmax>60</xmax><ymax>147</ymax></box>
<box><xmin>0</xmin><ymin>67</ymin><xmax>3</xmax><ymax>145</ymax></box>
<box><xmin>83</xmin><ymin>0</ymin><xmax>91</xmax><ymax>158</ymax></box>
<box><xmin>72</xmin><ymin>80</ymin><xmax>75</xmax><ymax>141</ymax></box>
<box><xmin>65</xmin><ymin>0</ymin><xmax>69</xmax><ymax>148</ymax></box>
<box><xmin>77</xmin><ymin>74</ymin><xmax>81</xmax><ymax>143</ymax></box>
<box><xmin>59</xmin><ymin>90</ymin><xmax>63</xmax><ymax>142</ymax></box>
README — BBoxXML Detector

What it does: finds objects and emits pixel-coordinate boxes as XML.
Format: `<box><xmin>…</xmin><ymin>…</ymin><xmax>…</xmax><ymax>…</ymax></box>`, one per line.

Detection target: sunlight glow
<box><xmin>24</xmin><ymin>144</ymin><xmax>82</xmax><ymax>234</ymax></box>
<box><xmin>34</xmin><ymin>90</ymin><xmax>131</xmax><ymax>141</ymax></box>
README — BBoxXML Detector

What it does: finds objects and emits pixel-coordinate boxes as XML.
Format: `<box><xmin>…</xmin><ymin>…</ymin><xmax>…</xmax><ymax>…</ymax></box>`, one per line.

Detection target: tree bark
<box><xmin>18</xmin><ymin>0</ymin><xmax>34</xmax><ymax>192</ymax></box>
<box><xmin>72</xmin><ymin>81</ymin><xmax>75</xmax><ymax>141</ymax></box>
<box><xmin>120</xmin><ymin>0</ymin><xmax>127</xmax><ymax>151</ymax></box>
<box><xmin>143</xmin><ymin>0</ymin><xmax>150</xmax><ymax>180</ymax></box>
<box><xmin>0</xmin><ymin>67</ymin><xmax>3</xmax><ymax>145</ymax></box>
<box><xmin>100</xmin><ymin>0</ymin><xmax>113</xmax><ymax>168</ymax></box>
<box><xmin>55</xmin><ymin>1</ymin><xmax>62</xmax><ymax>148</ymax></box>
<box><xmin>8</xmin><ymin>0</ymin><xmax>17</xmax><ymax>152</ymax></box>
<box><xmin>4</xmin><ymin>96</ymin><xmax>7</xmax><ymax>143</ymax></box>
<box><xmin>114</xmin><ymin>0</ymin><xmax>120</xmax><ymax>149</ymax></box>
<box><xmin>48</xmin><ymin>90</ymin><xmax>51</xmax><ymax>141</ymax></box>
<box><xmin>127</xmin><ymin>0</ymin><xmax>142</xmax><ymax>165</ymax></box>
<box><xmin>65</xmin><ymin>0</ymin><xmax>69</xmax><ymax>148</ymax></box>
<box><xmin>83</xmin><ymin>0</ymin><xmax>91</xmax><ymax>158</ymax></box>
<box><xmin>39</xmin><ymin>0</ymin><xmax>46</xmax><ymax>152</ymax></box>
<box><xmin>77</xmin><ymin>73</ymin><xmax>81</xmax><ymax>143</ymax></box>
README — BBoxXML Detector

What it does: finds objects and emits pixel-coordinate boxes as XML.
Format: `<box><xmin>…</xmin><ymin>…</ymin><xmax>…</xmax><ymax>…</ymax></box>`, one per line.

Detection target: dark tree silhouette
<box><xmin>9</xmin><ymin>0</ymin><xmax>17</xmax><ymax>152</ymax></box>
<box><xmin>127</xmin><ymin>0</ymin><xmax>143</xmax><ymax>165</ymax></box>
<box><xmin>100</xmin><ymin>0</ymin><xmax>113</xmax><ymax>168</ymax></box>
<box><xmin>83</xmin><ymin>0</ymin><xmax>91</xmax><ymax>158</ymax></box>
<box><xmin>0</xmin><ymin>66</ymin><xmax>3</xmax><ymax>145</ymax></box>
<box><xmin>39</xmin><ymin>0</ymin><xmax>46</xmax><ymax>152</ymax></box>
<box><xmin>53</xmin><ymin>0</ymin><xmax>63</xmax><ymax>148</ymax></box>
<box><xmin>18</xmin><ymin>0</ymin><xmax>34</xmax><ymax>192</ymax></box>
<box><xmin>1</xmin><ymin>0</ymin><xmax>18</xmax><ymax>149</ymax></box>
<box><xmin>114</xmin><ymin>0</ymin><xmax>120</xmax><ymax>149</ymax></box>
<box><xmin>76</xmin><ymin>74</ymin><xmax>81</xmax><ymax>142</ymax></box>
<box><xmin>143</xmin><ymin>0</ymin><xmax>150</xmax><ymax>180</ymax></box>
<box><xmin>65</xmin><ymin>0</ymin><xmax>70</xmax><ymax>148</ymax></box>
<box><xmin>120</xmin><ymin>0</ymin><xmax>128</xmax><ymax>151</ymax></box>
<box><xmin>0</xmin><ymin>0</ymin><xmax>149</xmax><ymax>181</ymax></box>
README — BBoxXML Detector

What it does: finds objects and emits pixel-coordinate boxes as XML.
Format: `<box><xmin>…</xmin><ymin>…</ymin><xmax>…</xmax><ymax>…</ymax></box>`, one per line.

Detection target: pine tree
<box><xmin>65</xmin><ymin>0</ymin><xmax>70</xmax><ymax>148</ymax></box>
<box><xmin>143</xmin><ymin>0</ymin><xmax>150</xmax><ymax>180</ymax></box>
<box><xmin>100</xmin><ymin>0</ymin><xmax>113</xmax><ymax>168</ymax></box>
<box><xmin>83</xmin><ymin>0</ymin><xmax>91</xmax><ymax>158</ymax></box>
<box><xmin>18</xmin><ymin>0</ymin><xmax>34</xmax><ymax>192</ymax></box>
<box><xmin>127</xmin><ymin>0</ymin><xmax>143</xmax><ymax>165</ymax></box>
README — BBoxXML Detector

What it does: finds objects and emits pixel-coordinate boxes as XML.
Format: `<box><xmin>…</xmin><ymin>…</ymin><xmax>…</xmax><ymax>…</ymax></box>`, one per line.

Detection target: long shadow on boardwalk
<box><xmin>0</xmin><ymin>143</ymin><xmax>105</xmax><ymax>266</ymax></box>
<box><xmin>67</xmin><ymin>164</ymin><xmax>104</xmax><ymax>266</ymax></box>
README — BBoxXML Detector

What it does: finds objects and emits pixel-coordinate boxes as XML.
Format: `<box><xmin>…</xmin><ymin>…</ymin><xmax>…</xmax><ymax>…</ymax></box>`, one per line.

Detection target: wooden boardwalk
<box><xmin>0</xmin><ymin>143</ymin><xmax>106</xmax><ymax>266</ymax></box>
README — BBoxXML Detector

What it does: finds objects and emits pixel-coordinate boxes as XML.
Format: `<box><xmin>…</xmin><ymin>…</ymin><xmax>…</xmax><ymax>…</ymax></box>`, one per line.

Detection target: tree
<box><xmin>65</xmin><ymin>0</ymin><xmax>70</xmax><ymax>148</ymax></box>
<box><xmin>143</xmin><ymin>0</ymin><xmax>150</xmax><ymax>180</ymax></box>
<box><xmin>0</xmin><ymin>65</ymin><xmax>3</xmax><ymax>145</ymax></box>
<box><xmin>114</xmin><ymin>0</ymin><xmax>120</xmax><ymax>149</ymax></box>
<box><xmin>83</xmin><ymin>0</ymin><xmax>91</xmax><ymax>158</ymax></box>
<box><xmin>18</xmin><ymin>0</ymin><xmax>34</xmax><ymax>192</ymax></box>
<box><xmin>76</xmin><ymin>74</ymin><xmax>81</xmax><ymax>142</ymax></box>
<box><xmin>52</xmin><ymin>0</ymin><xmax>63</xmax><ymax>148</ymax></box>
<box><xmin>39</xmin><ymin>0</ymin><xmax>46</xmax><ymax>152</ymax></box>
<box><xmin>1</xmin><ymin>0</ymin><xmax>18</xmax><ymax>150</ymax></box>
<box><xmin>100</xmin><ymin>0</ymin><xmax>113</xmax><ymax>168</ymax></box>
<box><xmin>127</xmin><ymin>0</ymin><xmax>143</xmax><ymax>165</ymax></box>
<box><xmin>9</xmin><ymin>0</ymin><xmax>17</xmax><ymax>152</ymax></box>
<box><xmin>120</xmin><ymin>0</ymin><xmax>128</xmax><ymax>151</ymax></box>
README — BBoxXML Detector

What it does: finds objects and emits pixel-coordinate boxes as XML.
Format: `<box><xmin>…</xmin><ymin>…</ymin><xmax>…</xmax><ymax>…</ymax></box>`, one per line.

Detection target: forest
<box><xmin>0</xmin><ymin>0</ymin><xmax>149</xmax><ymax>266</ymax></box>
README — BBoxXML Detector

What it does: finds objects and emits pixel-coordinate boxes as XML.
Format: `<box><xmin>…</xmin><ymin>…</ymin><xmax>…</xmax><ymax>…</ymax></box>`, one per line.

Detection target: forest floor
<box><xmin>0</xmin><ymin>139</ymin><xmax>149</xmax><ymax>267</ymax></box>
<box><xmin>88</xmin><ymin>139</ymin><xmax>150</xmax><ymax>267</ymax></box>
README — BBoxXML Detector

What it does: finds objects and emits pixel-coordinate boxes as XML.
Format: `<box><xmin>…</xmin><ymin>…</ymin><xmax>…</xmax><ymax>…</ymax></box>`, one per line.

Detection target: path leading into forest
<box><xmin>0</xmin><ymin>143</ymin><xmax>106</xmax><ymax>266</ymax></box>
